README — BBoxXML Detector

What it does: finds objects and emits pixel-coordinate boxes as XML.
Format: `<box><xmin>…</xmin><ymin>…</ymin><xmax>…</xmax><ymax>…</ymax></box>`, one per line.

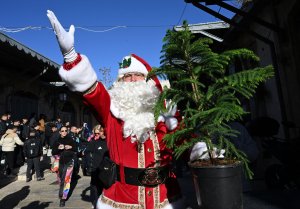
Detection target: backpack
<box><xmin>26</xmin><ymin>138</ymin><xmax>41</xmax><ymax>158</ymax></box>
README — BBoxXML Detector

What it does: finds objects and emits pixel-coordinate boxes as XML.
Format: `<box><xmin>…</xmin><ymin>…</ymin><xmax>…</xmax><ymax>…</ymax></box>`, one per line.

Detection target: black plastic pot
<box><xmin>189</xmin><ymin>162</ymin><xmax>243</xmax><ymax>209</ymax></box>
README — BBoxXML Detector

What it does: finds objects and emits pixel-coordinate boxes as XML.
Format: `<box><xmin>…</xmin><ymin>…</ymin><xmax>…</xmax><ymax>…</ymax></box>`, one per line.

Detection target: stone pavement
<box><xmin>0</xmin><ymin>168</ymin><xmax>93</xmax><ymax>209</ymax></box>
<box><xmin>0</xmin><ymin>161</ymin><xmax>299</xmax><ymax>209</ymax></box>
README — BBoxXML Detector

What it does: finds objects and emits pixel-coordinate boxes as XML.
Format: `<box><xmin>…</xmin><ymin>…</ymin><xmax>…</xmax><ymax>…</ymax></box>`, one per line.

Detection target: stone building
<box><xmin>0</xmin><ymin>32</ymin><xmax>96</xmax><ymax>128</ymax></box>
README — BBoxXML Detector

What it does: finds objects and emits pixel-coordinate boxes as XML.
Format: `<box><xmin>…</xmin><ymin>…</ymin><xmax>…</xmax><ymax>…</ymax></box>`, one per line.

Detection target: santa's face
<box><xmin>122</xmin><ymin>72</ymin><xmax>145</xmax><ymax>82</ymax></box>
<box><xmin>109</xmin><ymin>80</ymin><xmax>160</xmax><ymax>143</ymax></box>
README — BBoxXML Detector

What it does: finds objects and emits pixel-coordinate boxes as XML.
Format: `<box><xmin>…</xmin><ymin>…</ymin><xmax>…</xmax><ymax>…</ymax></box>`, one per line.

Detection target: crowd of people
<box><xmin>1</xmin><ymin>111</ymin><xmax>108</xmax><ymax>208</ymax></box>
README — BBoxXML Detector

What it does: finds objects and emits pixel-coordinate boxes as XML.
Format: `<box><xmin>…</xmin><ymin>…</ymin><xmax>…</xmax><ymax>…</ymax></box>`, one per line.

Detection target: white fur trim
<box><xmin>163</xmin><ymin>197</ymin><xmax>187</xmax><ymax>209</ymax></box>
<box><xmin>96</xmin><ymin>198</ymin><xmax>114</xmax><ymax>209</ymax></box>
<box><xmin>118</xmin><ymin>56</ymin><xmax>148</xmax><ymax>77</ymax></box>
<box><xmin>110</xmin><ymin>101</ymin><xmax>121</xmax><ymax>119</ymax></box>
<box><xmin>96</xmin><ymin>196</ymin><xmax>187</xmax><ymax>209</ymax></box>
<box><xmin>59</xmin><ymin>54</ymin><xmax>97</xmax><ymax>92</ymax></box>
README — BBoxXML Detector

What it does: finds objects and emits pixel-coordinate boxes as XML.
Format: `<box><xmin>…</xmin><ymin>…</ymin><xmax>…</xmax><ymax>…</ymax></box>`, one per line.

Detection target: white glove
<box><xmin>190</xmin><ymin>142</ymin><xmax>225</xmax><ymax>161</ymax></box>
<box><xmin>47</xmin><ymin>10</ymin><xmax>77</xmax><ymax>63</ymax></box>
<box><xmin>157</xmin><ymin>100</ymin><xmax>178</xmax><ymax>131</ymax></box>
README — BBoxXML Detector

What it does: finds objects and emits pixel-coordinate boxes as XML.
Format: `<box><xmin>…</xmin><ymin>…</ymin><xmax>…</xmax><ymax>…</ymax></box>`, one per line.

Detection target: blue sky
<box><xmin>0</xmin><ymin>0</ymin><xmax>236</xmax><ymax>82</ymax></box>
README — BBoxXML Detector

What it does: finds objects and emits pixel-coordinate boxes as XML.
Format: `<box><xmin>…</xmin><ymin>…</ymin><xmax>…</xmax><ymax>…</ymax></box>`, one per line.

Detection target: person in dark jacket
<box><xmin>48</xmin><ymin>123</ymin><xmax>60</xmax><ymax>168</ymax></box>
<box><xmin>84</xmin><ymin>124</ymin><xmax>108</xmax><ymax>208</ymax></box>
<box><xmin>69</xmin><ymin>125</ymin><xmax>81</xmax><ymax>178</ymax></box>
<box><xmin>52</xmin><ymin>126</ymin><xmax>77</xmax><ymax>207</ymax></box>
<box><xmin>23</xmin><ymin>130</ymin><xmax>44</xmax><ymax>182</ymax></box>
<box><xmin>20</xmin><ymin>117</ymin><xmax>30</xmax><ymax>141</ymax></box>
<box><xmin>0</xmin><ymin>113</ymin><xmax>8</xmax><ymax>137</ymax></box>
<box><xmin>49</xmin><ymin>124</ymin><xmax>60</xmax><ymax>149</ymax></box>
<box><xmin>13</xmin><ymin>119</ymin><xmax>25</xmax><ymax>167</ymax></box>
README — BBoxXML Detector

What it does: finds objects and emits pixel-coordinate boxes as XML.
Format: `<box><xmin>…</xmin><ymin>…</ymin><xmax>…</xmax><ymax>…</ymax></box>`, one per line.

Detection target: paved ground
<box><xmin>0</xmin><ymin>159</ymin><xmax>299</xmax><ymax>209</ymax></box>
<box><xmin>0</xmin><ymin>169</ymin><xmax>93</xmax><ymax>209</ymax></box>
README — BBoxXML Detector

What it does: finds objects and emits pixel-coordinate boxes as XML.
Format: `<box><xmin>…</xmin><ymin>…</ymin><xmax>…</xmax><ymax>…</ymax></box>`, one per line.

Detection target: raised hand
<box><xmin>157</xmin><ymin>100</ymin><xmax>178</xmax><ymax>131</ymax></box>
<box><xmin>47</xmin><ymin>10</ymin><xmax>77</xmax><ymax>62</ymax></box>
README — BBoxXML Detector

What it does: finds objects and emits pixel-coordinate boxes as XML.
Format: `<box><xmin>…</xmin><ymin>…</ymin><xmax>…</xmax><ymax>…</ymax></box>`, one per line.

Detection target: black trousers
<box><xmin>15</xmin><ymin>145</ymin><xmax>25</xmax><ymax>166</ymax></box>
<box><xmin>3</xmin><ymin>151</ymin><xmax>15</xmax><ymax>175</ymax></box>
<box><xmin>90</xmin><ymin>169</ymin><xmax>103</xmax><ymax>195</ymax></box>
<box><xmin>26</xmin><ymin>157</ymin><xmax>42</xmax><ymax>178</ymax></box>
<box><xmin>90</xmin><ymin>169</ymin><xmax>104</xmax><ymax>209</ymax></box>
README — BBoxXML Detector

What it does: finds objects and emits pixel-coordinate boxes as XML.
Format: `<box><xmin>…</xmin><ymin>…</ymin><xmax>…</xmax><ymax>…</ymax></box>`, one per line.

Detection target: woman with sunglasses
<box><xmin>52</xmin><ymin>126</ymin><xmax>77</xmax><ymax>207</ymax></box>
<box><xmin>85</xmin><ymin>124</ymin><xmax>108</xmax><ymax>209</ymax></box>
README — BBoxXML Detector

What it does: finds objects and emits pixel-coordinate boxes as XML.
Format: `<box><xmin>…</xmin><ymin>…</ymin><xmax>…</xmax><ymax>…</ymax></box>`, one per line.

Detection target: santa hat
<box><xmin>118</xmin><ymin>54</ymin><xmax>163</xmax><ymax>92</ymax></box>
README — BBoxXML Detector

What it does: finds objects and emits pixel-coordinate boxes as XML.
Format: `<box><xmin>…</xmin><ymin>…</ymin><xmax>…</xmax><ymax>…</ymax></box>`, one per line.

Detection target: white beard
<box><xmin>108</xmin><ymin>80</ymin><xmax>160</xmax><ymax>143</ymax></box>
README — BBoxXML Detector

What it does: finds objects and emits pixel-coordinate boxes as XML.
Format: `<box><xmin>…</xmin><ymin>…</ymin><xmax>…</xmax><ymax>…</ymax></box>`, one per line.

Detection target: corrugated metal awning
<box><xmin>0</xmin><ymin>32</ymin><xmax>61</xmax><ymax>82</ymax></box>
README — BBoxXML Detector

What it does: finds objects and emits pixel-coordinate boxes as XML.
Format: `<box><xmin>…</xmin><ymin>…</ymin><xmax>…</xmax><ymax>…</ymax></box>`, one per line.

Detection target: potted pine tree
<box><xmin>149</xmin><ymin>21</ymin><xmax>274</xmax><ymax>209</ymax></box>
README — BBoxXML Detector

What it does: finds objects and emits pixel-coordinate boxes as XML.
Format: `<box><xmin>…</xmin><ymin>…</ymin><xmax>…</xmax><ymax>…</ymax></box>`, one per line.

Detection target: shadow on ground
<box><xmin>0</xmin><ymin>186</ymin><xmax>30</xmax><ymax>209</ymax></box>
<box><xmin>20</xmin><ymin>201</ymin><xmax>52</xmax><ymax>209</ymax></box>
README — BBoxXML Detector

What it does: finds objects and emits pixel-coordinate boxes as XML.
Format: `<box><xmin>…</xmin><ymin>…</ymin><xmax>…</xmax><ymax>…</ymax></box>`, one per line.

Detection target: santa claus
<box><xmin>47</xmin><ymin>10</ymin><xmax>187</xmax><ymax>209</ymax></box>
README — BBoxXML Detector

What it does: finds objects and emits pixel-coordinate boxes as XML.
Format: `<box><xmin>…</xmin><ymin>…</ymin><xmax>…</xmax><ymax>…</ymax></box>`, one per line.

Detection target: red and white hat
<box><xmin>118</xmin><ymin>54</ymin><xmax>148</xmax><ymax>77</ymax></box>
<box><xmin>118</xmin><ymin>54</ymin><xmax>163</xmax><ymax>92</ymax></box>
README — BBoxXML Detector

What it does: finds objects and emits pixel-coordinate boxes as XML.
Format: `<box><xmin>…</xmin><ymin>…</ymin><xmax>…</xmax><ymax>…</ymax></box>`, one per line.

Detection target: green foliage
<box><xmin>153</xmin><ymin>21</ymin><xmax>274</xmax><ymax>178</ymax></box>
<box><xmin>119</xmin><ymin>57</ymin><xmax>131</xmax><ymax>69</ymax></box>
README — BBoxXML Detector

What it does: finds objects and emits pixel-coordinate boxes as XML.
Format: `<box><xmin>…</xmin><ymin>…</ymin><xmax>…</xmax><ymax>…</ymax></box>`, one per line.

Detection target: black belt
<box><xmin>116</xmin><ymin>165</ymin><xmax>170</xmax><ymax>187</ymax></box>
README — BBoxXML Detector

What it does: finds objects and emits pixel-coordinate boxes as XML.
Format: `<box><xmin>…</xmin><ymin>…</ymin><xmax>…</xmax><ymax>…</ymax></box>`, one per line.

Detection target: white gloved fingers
<box><xmin>190</xmin><ymin>142</ymin><xmax>226</xmax><ymax>161</ymax></box>
<box><xmin>190</xmin><ymin>142</ymin><xmax>208</xmax><ymax>161</ymax></box>
<box><xmin>46</xmin><ymin>10</ymin><xmax>75</xmax><ymax>56</ymax></box>
<box><xmin>157</xmin><ymin>115</ymin><xmax>165</xmax><ymax>123</ymax></box>
<box><xmin>69</xmin><ymin>24</ymin><xmax>75</xmax><ymax>36</ymax></box>
<box><xmin>46</xmin><ymin>10</ymin><xmax>55</xmax><ymax>28</ymax></box>
<box><xmin>165</xmin><ymin>100</ymin><xmax>177</xmax><ymax>117</ymax></box>
<box><xmin>165</xmin><ymin>117</ymin><xmax>178</xmax><ymax>131</ymax></box>
<box><xmin>47</xmin><ymin>10</ymin><xmax>64</xmax><ymax>36</ymax></box>
<box><xmin>217</xmin><ymin>149</ymin><xmax>225</xmax><ymax>158</ymax></box>
<box><xmin>169</xmin><ymin>103</ymin><xmax>177</xmax><ymax>116</ymax></box>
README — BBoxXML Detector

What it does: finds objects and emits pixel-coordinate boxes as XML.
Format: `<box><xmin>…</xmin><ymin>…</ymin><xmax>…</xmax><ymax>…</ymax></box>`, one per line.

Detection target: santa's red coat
<box><xmin>83</xmin><ymin>82</ymin><xmax>183</xmax><ymax>208</ymax></box>
<box><xmin>57</xmin><ymin>54</ymin><xmax>184</xmax><ymax>208</ymax></box>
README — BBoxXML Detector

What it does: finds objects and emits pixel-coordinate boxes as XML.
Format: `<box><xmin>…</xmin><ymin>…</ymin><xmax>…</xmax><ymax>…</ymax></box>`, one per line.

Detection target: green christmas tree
<box><xmin>149</xmin><ymin>21</ymin><xmax>274</xmax><ymax>177</ymax></box>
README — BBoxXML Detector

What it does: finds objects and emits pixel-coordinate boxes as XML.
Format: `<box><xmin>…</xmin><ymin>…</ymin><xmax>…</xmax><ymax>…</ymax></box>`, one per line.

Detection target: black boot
<box><xmin>59</xmin><ymin>199</ymin><xmax>65</xmax><ymax>207</ymax></box>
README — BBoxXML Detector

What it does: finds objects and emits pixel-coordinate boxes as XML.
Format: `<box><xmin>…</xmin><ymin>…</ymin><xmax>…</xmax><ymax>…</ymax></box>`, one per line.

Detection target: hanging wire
<box><xmin>76</xmin><ymin>26</ymin><xmax>126</xmax><ymax>32</ymax></box>
<box><xmin>0</xmin><ymin>26</ymin><xmax>33</xmax><ymax>33</ymax></box>
<box><xmin>0</xmin><ymin>25</ymin><xmax>129</xmax><ymax>33</ymax></box>
<box><xmin>0</xmin><ymin>24</ymin><xmax>177</xmax><ymax>33</ymax></box>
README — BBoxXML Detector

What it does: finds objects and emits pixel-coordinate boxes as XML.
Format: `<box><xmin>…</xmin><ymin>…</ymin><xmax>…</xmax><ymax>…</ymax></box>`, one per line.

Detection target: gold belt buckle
<box><xmin>137</xmin><ymin>167</ymin><xmax>166</xmax><ymax>187</ymax></box>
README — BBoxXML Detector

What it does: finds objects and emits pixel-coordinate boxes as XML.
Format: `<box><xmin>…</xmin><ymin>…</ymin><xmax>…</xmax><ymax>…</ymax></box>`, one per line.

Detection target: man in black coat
<box><xmin>20</xmin><ymin>117</ymin><xmax>30</xmax><ymax>141</ymax></box>
<box><xmin>0</xmin><ymin>113</ymin><xmax>8</xmax><ymax>137</ymax></box>
<box><xmin>23</xmin><ymin>130</ymin><xmax>45</xmax><ymax>182</ymax></box>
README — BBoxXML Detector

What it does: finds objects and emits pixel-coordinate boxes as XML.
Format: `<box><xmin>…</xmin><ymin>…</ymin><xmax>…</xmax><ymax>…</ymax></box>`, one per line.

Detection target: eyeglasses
<box><xmin>123</xmin><ymin>73</ymin><xmax>145</xmax><ymax>79</ymax></box>
<box><xmin>94</xmin><ymin>133</ymin><xmax>100</xmax><ymax>135</ymax></box>
<box><xmin>60</xmin><ymin>130</ymin><xmax>68</xmax><ymax>132</ymax></box>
